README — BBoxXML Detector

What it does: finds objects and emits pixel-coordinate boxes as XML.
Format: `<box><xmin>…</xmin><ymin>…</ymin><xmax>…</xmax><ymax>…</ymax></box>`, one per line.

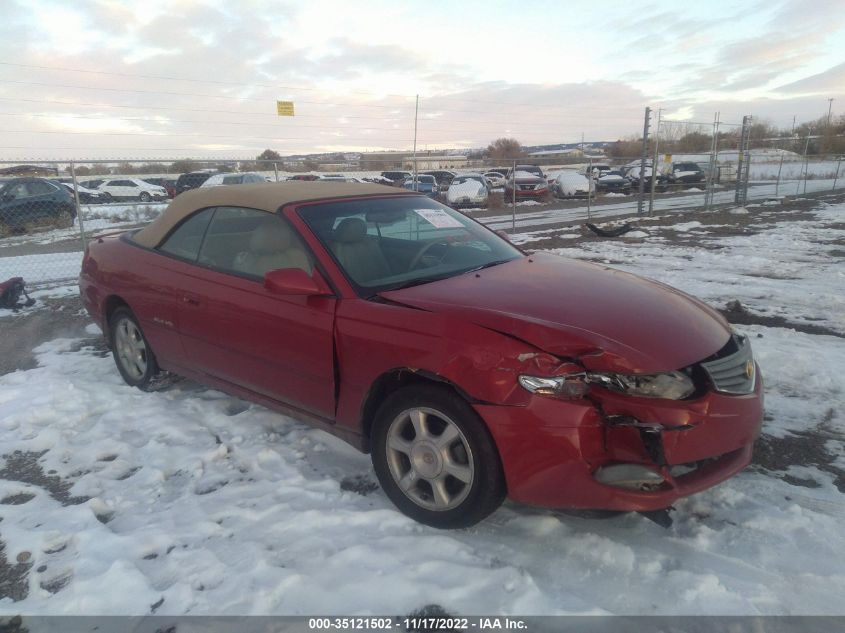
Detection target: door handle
<box><xmin>181</xmin><ymin>295</ymin><xmax>200</xmax><ymax>307</ymax></box>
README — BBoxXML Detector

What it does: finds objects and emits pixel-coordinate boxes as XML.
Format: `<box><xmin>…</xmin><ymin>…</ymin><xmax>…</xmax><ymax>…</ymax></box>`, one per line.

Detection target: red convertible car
<box><xmin>79</xmin><ymin>182</ymin><xmax>763</xmax><ymax>528</ymax></box>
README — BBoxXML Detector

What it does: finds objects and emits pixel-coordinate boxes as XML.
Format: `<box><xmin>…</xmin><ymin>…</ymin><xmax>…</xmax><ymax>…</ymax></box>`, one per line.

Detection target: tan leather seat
<box><xmin>233</xmin><ymin>218</ymin><xmax>311</xmax><ymax>277</ymax></box>
<box><xmin>331</xmin><ymin>218</ymin><xmax>392</xmax><ymax>283</ymax></box>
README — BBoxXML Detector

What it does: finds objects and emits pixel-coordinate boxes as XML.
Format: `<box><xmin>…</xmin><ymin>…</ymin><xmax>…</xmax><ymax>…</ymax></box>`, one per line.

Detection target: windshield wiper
<box><xmin>463</xmin><ymin>259</ymin><xmax>513</xmax><ymax>274</ymax></box>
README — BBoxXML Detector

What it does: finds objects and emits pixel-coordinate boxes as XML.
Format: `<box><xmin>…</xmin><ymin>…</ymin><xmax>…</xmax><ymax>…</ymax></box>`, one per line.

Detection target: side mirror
<box><xmin>264</xmin><ymin>268</ymin><xmax>329</xmax><ymax>296</ymax></box>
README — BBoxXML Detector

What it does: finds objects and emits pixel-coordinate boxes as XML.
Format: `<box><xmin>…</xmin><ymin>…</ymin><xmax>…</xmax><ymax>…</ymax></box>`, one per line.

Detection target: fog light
<box><xmin>594</xmin><ymin>464</ymin><xmax>665</xmax><ymax>490</ymax></box>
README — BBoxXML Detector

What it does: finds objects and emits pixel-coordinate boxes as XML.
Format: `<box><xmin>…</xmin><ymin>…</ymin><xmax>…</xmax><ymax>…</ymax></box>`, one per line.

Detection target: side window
<box><xmin>4</xmin><ymin>183</ymin><xmax>29</xmax><ymax>200</ymax></box>
<box><xmin>26</xmin><ymin>181</ymin><xmax>53</xmax><ymax>195</ymax></box>
<box><xmin>198</xmin><ymin>207</ymin><xmax>312</xmax><ymax>279</ymax></box>
<box><xmin>157</xmin><ymin>208</ymin><xmax>215</xmax><ymax>261</ymax></box>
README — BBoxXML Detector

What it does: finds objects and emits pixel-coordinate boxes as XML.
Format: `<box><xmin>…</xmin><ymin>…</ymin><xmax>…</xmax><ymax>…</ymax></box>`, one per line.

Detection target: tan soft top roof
<box><xmin>133</xmin><ymin>181</ymin><xmax>409</xmax><ymax>248</ymax></box>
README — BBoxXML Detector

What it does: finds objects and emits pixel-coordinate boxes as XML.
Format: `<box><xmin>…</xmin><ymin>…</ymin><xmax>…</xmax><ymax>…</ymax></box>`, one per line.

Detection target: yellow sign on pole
<box><xmin>276</xmin><ymin>101</ymin><xmax>295</xmax><ymax>116</ymax></box>
<box><xmin>664</xmin><ymin>153</ymin><xmax>672</xmax><ymax>163</ymax></box>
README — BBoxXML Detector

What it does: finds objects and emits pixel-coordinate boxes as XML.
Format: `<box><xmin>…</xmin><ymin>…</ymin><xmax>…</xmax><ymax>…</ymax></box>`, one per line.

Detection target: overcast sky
<box><xmin>0</xmin><ymin>0</ymin><xmax>843</xmax><ymax>160</ymax></box>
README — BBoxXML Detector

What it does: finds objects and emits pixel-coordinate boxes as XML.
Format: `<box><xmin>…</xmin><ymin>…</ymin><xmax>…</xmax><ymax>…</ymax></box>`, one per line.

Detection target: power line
<box><xmin>0</xmin><ymin>60</ymin><xmax>647</xmax><ymax>112</ymax></box>
<box><xmin>0</xmin><ymin>61</ymin><xmax>416</xmax><ymax>100</ymax></box>
<box><xmin>1</xmin><ymin>79</ymin><xmax>413</xmax><ymax>109</ymax></box>
<box><xmin>0</xmin><ymin>129</ymin><xmax>415</xmax><ymax>142</ymax></box>
<box><xmin>0</xmin><ymin>110</ymin><xmax>620</xmax><ymax>134</ymax></box>
<box><xmin>1</xmin><ymin>78</ymin><xmax>646</xmax><ymax>119</ymax></box>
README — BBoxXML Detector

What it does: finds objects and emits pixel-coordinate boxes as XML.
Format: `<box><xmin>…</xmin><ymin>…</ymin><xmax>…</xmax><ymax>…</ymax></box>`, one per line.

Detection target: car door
<box><xmin>173</xmin><ymin>206</ymin><xmax>337</xmax><ymax>419</ymax></box>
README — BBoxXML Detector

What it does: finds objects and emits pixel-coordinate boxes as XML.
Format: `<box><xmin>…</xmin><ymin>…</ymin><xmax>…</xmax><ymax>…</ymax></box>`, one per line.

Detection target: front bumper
<box><xmin>508</xmin><ymin>187</ymin><xmax>548</xmax><ymax>199</ymax></box>
<box><xmin>474</xmin><ymin>369</ymin><xmax>763</xmax><ymax>511</ymax></box>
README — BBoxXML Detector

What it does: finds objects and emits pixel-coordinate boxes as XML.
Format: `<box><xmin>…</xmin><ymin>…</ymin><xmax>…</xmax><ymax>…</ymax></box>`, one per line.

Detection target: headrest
<box><xmin>334</xmin><ymin>217</ymin><xmax>367</xmax><ymax>243</ymax></box>
<box><xmin>249</xmin><ymin>218</ymin><xmax>293</xmax><ymax>253</ymax></box>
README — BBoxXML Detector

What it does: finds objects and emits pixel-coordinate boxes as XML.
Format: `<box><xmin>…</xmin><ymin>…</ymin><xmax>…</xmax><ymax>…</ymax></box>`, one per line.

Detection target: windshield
<box><xmin>299</xmin><ymin>196</ymin><xmax>522</xmax><ymax>296</ymax></box>
<box><xmin>451</xmin><ymin>176</ymin><xmax>485</xmax><ymax>185</ymax></box>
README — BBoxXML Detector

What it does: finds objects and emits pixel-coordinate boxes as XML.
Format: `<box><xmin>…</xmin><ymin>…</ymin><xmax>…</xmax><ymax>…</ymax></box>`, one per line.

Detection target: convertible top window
<box><xmin>299</xmin><ymin>196</ymin><xmax>521</xmax><ymax>295</ymax></box>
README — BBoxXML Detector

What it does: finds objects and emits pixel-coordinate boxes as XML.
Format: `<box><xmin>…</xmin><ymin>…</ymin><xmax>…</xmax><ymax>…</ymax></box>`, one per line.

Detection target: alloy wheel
<box><xmin>385</xmin><ymin>407</ymin><xmax>474</xmax><ymax>511</ymax></box>
<box><xmin>114</xmin><ymin>317</ymin><xmax>148</xmax><ymax>380</ymax></box>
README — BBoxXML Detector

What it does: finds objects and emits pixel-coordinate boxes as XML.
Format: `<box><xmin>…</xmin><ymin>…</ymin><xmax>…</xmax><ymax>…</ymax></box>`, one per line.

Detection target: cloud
<box><xmin>773</xmin><ymin>62</ymin><xmax>845</xmax><ymax>96</ymax></box>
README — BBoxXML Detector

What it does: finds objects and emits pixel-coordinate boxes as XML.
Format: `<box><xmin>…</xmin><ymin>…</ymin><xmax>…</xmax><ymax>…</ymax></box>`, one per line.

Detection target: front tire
<box><xmin>371</xmin><ymin>385</ymin><xmax>506</xmax><ymax>529</ymax></box>
<box><xmin>139</xmin><ymin>191</ymin><xmax>151</xmax><ymax>202</ymax></box>
<box><xmin>109</xmin><ymin>307</ymin><xmax>159</xmax><ymax>390</ymax></box>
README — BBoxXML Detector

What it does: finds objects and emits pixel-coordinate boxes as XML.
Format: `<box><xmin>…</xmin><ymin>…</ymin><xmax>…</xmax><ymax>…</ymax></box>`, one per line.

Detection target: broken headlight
<box><xmin>587</xmin><ymin>371</ymin><xmax>695</xmax><ymax>400</ymax></box>
<box><xmin>518</xmin><ymin>374</ymin><xmax>589</xmax><ymax>398</ymax></box>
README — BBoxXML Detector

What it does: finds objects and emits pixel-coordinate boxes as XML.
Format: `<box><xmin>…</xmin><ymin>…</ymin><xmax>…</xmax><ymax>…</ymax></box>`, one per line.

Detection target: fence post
<box><xmin>735</xmin><ymin>115</ymin><xmax>751</xmax><ymax>205</ymax></box>
<box><xmin>798</xmin><ymin>132</ymin><xmax>811</xmax><ymax>195</ymax></box>
<box><xmin>586</xmin><ymin>157</ymin><xmax>592</xmax><ymax>220</ymax></box>
<box><xmin>637</xmin><ymin>106</ymin><xmax>651</xmax><ymax>215</ymax></box>
<box><xmin>833</xmin><ymin>159</ymin><xmax>841</xmax><ymax>191</ymax></box>
<box><xmin>511</xmin><ymin>158</ymin><xmax>516</xmax><ymax>231</ymax></box>
<box><xmin>273</xmin><ymin>162</ymin><xmax>279</xmax><ymax>182</ymax></box>
<box><xmin>775</xmin><ymin>144</ymin><xmax>785</xmax><ymax>197</ymax></box>
<box><xmin>69</xmin><ymin>161</ymin><xmax>87</xmax><ymax>250</ymax></box>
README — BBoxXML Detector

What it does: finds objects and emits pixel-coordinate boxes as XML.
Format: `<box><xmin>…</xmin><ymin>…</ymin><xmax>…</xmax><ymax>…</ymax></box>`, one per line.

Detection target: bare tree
<box><xmin>486</xmin><ymin>138</ymin><xmax>524</xmax><ymax>159</ymax></box>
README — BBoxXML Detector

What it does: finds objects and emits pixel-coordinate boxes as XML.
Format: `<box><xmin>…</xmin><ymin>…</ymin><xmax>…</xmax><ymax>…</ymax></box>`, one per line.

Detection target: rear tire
<box><xmin>371</xmin><ymin>384</ymin><xmax>506</xmax><ymax>529</ymax></box>
<box><xmin>56</xmin><ymin>209</ymin><xmax>74</xmax><ymax>229</ymax></box>
<box><xmin>109</xmin><ymin>307</ymin><xmax>159</xmax><ymax>390</ymax></box>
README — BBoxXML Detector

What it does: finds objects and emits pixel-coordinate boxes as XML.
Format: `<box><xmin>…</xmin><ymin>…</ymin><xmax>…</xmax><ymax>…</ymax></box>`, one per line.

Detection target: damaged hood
<box><xmin>379</xmin><ymin>253</ymin><xmax>731</xmax><ymax>373</ymax></box>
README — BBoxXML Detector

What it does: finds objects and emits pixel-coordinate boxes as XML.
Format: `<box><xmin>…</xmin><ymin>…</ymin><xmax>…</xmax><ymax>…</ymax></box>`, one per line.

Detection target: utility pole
<box><xmin>704</xmin><ymin>111</ymin><xmax>720</xmax><ymax>210</ymax></box>
<box><xmin>412</xmin><ymin>94</ymin><xmax>419</xmax><ymax>185</ymax></box>
<box><xmin>637</xmin><ymin>106</ymin><xmax>651</xmax><ymax>215</ymax></box>
<box><xmin>734</xmin><ymin>115</ymin><xmax>752</xmax><ymax>205</ymax></box>
<box><xmin>828</xmin><ymin>98</ymin><xmax>835</xmax><ymax>128</ymax></box>
<box><xmin>648</xmin><ymin>108</ymin><xmax>662</xmax><ymax>215</ymax></box>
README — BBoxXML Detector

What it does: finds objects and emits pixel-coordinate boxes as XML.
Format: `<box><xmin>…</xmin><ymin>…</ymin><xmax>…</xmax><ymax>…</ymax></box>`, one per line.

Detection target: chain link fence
<box><xmin>1</xmin><ymin>151</ymin><xmax>843</xmax><ymax>290</ymax></box>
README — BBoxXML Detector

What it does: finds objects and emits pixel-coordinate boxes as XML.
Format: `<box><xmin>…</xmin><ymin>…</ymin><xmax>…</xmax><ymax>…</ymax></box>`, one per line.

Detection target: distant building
<box><xmin>408</xmin><ymin>155</ymin><xmax>469</xmax><ymax>170</ymax></box>
<box><xmin>528</xmin><ymin>148</ymin><xmax>585</xmax><ymax>159</ymax></box>
<box><xmin>0</xmin><ymin>164</ymin><xmax>59</xmax><ymax>177</ymax></box>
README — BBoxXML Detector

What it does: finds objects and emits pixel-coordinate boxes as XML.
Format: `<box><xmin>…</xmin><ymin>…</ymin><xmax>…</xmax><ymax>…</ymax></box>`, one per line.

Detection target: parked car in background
<box><xmin>380</xmin><ymin>171</ymin><xmax>412</xmax><ymax>185</ymax></box>
<box><xmin>287</xmin><ymin>174</ymin><xmax>319</xmax><ymax>181</ymax></box>
<box><xmin>670</xmin><ymin>162</ymin><xmax>706</xmax><ymax>185</ymax></box>
<box><xmin>200</xmin><ymin>172</ymin><xmax>265</xmax><ymax>187</ymax></box>
<box><xmin>57</xmin><ymin>181</ymin><xmax>111</xmax><ymax>204</ymax></box>
<box><xmin>483</xmin><ymin>172</ymin><xmax>506</xmax><ymax>188</ymax></box>
<box><xmin>505</xmin><ymin>166</ymin><xmax>548</xmax><ymax>200</ymax></box>
<box><xmin>175</xmin><ymin>171</ymin><xmax>214</xmax><ymax>194</ymax></box>
<box><xmin>420</xmin><ymin>170</ymin><xmax>456</xmax><ymax>193</ymax></box>
<box><xmin>81</xmin><ymin>179</ymin><xmax>105</xmax><ymax>190</ymax></box>
<box><xmin>551</xmin><ymin>171</ymin><xmax>594</xmax><ymax>199</ymax></box>
<box><xmin>583</xmin><ymin>164</ymin><xmax>612</xmax><ymax>179</ymax></box>
<box><xmin>79</xmin><ymin>182</ymin><xmax>764</xmax><ymax>529</ymax></box>
<box><xmin>403</xmin><ymin>174</ymin><xmax>438</xmax><ymax>198</ymax></box>
<box><xmin>97</xmin><ymin>178</ymin><xmax>169</xmax><ymax>202</ymax></box>
<box><xmin>0</xmin><ymin>177</ymin><xmax>76</xmax><ymax>234</ymax></box>
<box><xmin>624</xmin><ymin>166</ymin><xmax>669</xmax><ymax>193</ymax></box>
<box><xmin>596</xmin><ymin>171</ymin><xmax>632</xmax><ymax>195</ymax></box>
<box><xmin>447</xmin><ymin>173</ymin><xmax>490</xmax><ymax>208</ymax></box>
<box><xmin>142</xmin><ymin>178</ymin><xmax>177</xmax><ymax>198</ymax></box>
<box><xmin>317</xmin><ymin>175</ymin><xmax>365</xmax><ymax>183</ymax></box>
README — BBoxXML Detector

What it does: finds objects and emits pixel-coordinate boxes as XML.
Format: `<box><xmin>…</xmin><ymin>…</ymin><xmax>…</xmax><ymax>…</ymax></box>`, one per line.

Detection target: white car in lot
<box><xmin>483</xmin><ymin>172</ymin><xmax>506</xmax><ymax>188</ymax></box>
<box><xmin>446</xmin><ymin>174</ymin><xmax>490</xmax><ymax>208</ymax></box>
<box><xmin>96</xmin><ymin>178</ymin><xmax>168</xmax><ymax>202</ymax></box>
<box><xmin>552</xmin><ymin>171</ymin><xmax>594</xmax><ymax>198</ymax></box>
<box><xmin>200</xmin><ymin>172</ymin><xmax>266</xmax><ymax>187</ymax></box>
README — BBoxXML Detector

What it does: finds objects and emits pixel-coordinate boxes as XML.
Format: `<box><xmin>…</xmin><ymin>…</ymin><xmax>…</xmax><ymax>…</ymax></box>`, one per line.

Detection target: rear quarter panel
<box><xmin>80</xmin><ymin>234</ymin><xmax>187</xmax><ymax>368</ymax></box>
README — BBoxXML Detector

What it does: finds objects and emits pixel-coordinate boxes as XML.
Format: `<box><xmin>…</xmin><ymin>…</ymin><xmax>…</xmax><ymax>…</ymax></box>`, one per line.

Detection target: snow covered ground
<box><xmin>1</xmin><ymin>198</ymin><xmax>844</xmax><ymax>615</ymax></box>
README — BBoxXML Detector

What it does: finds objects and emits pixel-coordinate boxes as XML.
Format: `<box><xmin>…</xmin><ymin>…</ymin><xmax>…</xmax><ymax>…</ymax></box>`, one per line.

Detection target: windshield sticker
<box><xmin>413</xmin><ymin>208</ymin><xmax>464</xmax><ymax>228</ymax></box>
